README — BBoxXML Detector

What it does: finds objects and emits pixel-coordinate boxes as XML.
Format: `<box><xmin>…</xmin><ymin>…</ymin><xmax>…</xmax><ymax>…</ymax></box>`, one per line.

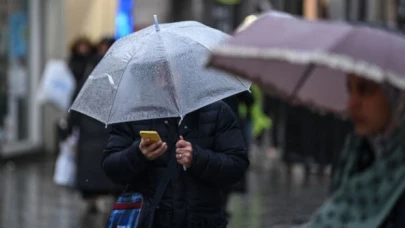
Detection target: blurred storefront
<box><xmin>0</xmin><ymin>0</ymin><xmax>43</xmax><ymax>158</ymax></box>
<box><xmin>64</xmin><ymin>0</ymin><xmax>117</xmax><ymax>44</ymax></box>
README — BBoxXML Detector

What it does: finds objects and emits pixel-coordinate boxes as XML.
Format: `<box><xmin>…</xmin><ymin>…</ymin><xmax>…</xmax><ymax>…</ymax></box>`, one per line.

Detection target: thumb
<box><xmin>176</xmin><ymin>136</ymin><xmax>185</xmax><ymax>148</ymax></box>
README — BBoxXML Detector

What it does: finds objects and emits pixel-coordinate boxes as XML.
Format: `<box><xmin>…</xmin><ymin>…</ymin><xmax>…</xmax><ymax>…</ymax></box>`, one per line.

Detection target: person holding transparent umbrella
<box><xmin>70</xmin><ymin>16</ymin><xmax>250</xmax><ymax>228</ymax></box>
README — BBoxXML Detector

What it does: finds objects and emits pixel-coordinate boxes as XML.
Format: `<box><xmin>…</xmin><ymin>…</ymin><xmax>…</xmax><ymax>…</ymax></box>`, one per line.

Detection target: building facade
<box><xmin>0</xmin><ymin>0</ymin><xmax>43</xmax><ymax>157</ymax></box>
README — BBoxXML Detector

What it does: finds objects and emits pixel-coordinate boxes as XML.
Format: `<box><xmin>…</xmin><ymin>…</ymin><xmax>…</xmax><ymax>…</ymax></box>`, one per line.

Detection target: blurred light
<box><xmin>236</xmin><ymin>14</ymin><xmax>258</xmax><ymax>33</ymax></box>
<box><xmin>115</xmin><ymin>0</ymin><xmax>134</xmax><ymax>39</ymax></box>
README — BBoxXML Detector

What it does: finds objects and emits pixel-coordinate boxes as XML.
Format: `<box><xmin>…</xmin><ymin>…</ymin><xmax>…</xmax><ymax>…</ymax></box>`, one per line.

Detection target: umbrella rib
<box><xmin>157</xmin><ymin>33</ymin><xmax>182</xmax><ymax>116</ymax></box>
<box><xmin>290</xmin><ymin>64</ymin><xmax>314</xmax><ymax>99</ymax></box>
<box><xmin>105</xmin><ymin>37</ymin><xmax>151</xmax><ymax>124</ymax></box>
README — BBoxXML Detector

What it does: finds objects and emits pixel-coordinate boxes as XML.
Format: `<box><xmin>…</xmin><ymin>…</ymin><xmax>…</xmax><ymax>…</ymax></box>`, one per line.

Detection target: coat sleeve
<box><xmin>188</xmin><ymin>103</ymin><xmax>249</xmax><ymax>186</ymax></box>
<box><xmin>102</xmin><ymin>123</ymin><xmax>148</xmax><ymax>185</ymax></box>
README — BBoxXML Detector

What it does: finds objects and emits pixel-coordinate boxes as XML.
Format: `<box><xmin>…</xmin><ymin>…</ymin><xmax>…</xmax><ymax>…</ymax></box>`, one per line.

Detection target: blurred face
<box><xmin>98</xmin><ymin>43</ymin><xmax>110</xmax><ymax>55</ymax></box>
<box><xmin>76</xmin><ymin>42</ymin><xmax>91</xmax><ymax>55</ymax></box>
<box><xmin>347</xmin><ymin>74</ymin><xmax>391</xmax><ymax>136</ymax></box>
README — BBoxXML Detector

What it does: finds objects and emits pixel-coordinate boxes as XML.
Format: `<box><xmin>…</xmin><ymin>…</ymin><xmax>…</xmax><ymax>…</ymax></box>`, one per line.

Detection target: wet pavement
<box><xmin>0</xmin><ymin>147</ymin><xmax>329</xmax><ymax>228</ymax></box>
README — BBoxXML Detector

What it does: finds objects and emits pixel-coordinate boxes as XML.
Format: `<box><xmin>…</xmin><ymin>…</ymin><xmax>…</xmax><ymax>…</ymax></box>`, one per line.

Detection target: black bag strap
<box><xmin>150</xmin><ymin>123</ymin><xmax>179</xmax><ymax>208</ymax></box>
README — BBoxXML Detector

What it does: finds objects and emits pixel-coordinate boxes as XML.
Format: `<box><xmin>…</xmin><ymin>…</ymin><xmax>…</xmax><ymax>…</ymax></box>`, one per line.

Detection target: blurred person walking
<box><xmin>67</xmin><ymin>37</ymin><xmax>93</xmax><ymax>102</ymax></box>
<box><xmin>56</xmin><ymin>37</ymin><xmax>94</xmax><ymax>143</ymax></box>
<box><xmin>82</xmin><ymin>37</ymin><xmax>116</xmax><ymax>80</ymax></box>
<box><xmin>55</xmin><ymin>37</ymin><xmax>93</xmax><ymax>172</ymax></box>
<box><xmin>70</xmin><ymin>37</ymin><xmax>124</xmax><ymax>214</ymax></box>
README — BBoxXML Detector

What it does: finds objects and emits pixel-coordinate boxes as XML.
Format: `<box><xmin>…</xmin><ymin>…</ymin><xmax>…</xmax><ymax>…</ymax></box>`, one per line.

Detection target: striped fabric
<box><xmin>106</xmin><ymin>193</ymin><xmax>144</xmax><ymax>228</ymax></box>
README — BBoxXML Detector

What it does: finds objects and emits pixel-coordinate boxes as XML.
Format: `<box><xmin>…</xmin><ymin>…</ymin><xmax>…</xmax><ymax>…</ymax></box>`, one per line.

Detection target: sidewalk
<box><xmin>0</xmin><ymin>146</ymin><xmax>328</xmax><ymax>228</ymax></box>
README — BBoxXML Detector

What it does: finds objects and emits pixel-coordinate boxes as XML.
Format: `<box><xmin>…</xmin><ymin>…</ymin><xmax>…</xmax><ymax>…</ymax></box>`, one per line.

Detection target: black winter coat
<box><xmin>102</xmin><ymin>101</ymin><xmax>249</xmax><ymax>227</ymax></box>
<box><xmin>70</xmin><ymin>53</ymin><xmax>123</xmax><ymax>195</ymax></box>
<box><xmin>68</xmin><ymin>54</ymin><xmax>91</xmax><ymax>104</ymax></box>
<box><xmin>76</xmin><ymin>115</ymin><xmax>123</xmax><ymax>194</ymax></box>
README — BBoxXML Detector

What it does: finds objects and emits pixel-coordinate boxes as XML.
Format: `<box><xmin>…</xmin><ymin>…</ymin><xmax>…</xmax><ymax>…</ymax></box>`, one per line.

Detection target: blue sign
<box><xmin>115</xmin><ymin>0</ymin><xmax>134</xmax><ymax>39</ymax></box>
<box><xmin>8</xmin><ymin>11</ymin><xmax>27</xmax><ymax>60</ymax></box>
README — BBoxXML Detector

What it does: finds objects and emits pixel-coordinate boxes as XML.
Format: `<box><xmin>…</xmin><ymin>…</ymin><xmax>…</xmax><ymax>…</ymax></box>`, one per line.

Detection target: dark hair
<box><xmin>98</xmin><ymin>37</ymin><xmax>115</xmax><ymax>48</ymax></box>
<box><xmin>69</xmin><ymin>36</ymin><xmax>93</xmax><ymax>54</ymax></box>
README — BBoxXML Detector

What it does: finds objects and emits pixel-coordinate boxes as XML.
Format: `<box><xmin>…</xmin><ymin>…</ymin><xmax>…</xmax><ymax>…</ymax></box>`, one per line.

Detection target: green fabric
<box><xmin>239</xmin><ymin>85</ymin><xmax>271</xmax><ymax>137</ymax></box>
<box><xmin>239</xmin><ymin>102</ymin><xmax>248</xmax><ymax>119</ymax></box>
<box><xmin>307</xmin><ymin>123</ymin><xmax>405</xmax><ymax>228</ymax></box>
<box><xmin>216</xmin><ymin>0</ymin><xmax>241</xmax><ymax>5</ymax></box>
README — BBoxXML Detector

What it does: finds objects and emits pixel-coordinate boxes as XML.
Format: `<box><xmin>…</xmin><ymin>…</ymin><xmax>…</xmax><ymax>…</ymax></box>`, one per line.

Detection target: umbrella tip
<box><xmin>153</xmin><ymin>15</ymin><xmax>160</xmax><ymax>31</ymax></box>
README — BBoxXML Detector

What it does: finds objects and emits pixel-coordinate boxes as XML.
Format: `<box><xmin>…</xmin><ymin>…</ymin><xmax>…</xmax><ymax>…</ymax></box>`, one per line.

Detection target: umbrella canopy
<box><xmin>70</xmin><ymin>18</ymin><xmax>250</xmax><ymax>124</ymax></box>
<box><xmin>207</xmin><ymin>11</ymin><xmax>405</xmax><ymax>115</ymax></box>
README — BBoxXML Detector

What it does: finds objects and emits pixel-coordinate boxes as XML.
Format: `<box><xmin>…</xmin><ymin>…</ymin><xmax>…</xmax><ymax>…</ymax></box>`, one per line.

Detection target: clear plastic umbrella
<box><xmin>70</xmin><ymin>16</ymin><xmax>251</xmax><ymax>125</ymax></box>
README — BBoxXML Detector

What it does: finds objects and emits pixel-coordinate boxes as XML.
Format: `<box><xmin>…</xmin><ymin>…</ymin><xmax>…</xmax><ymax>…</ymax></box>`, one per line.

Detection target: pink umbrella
<box><xmin>207</xmin><ymin>11</ymin><xmax>405</xmax><ymax>115</ymax></box>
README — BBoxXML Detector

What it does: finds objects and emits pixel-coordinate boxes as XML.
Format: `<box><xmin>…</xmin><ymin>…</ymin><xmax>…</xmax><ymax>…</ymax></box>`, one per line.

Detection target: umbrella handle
<box><xmin>178</xmin><ymin>117</ymin><xmax>186</xmax><ymax>172</ymax></box>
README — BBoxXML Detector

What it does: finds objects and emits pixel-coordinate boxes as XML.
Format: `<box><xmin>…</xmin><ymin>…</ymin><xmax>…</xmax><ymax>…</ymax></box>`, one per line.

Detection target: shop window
<box><xmin>0</xmin><ymin>0</ymin><xmax>29</xmax><ymax>143</ymax></box>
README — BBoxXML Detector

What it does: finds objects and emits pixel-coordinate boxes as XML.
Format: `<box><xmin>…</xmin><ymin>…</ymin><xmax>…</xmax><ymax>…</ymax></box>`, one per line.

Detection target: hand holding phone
<box><xmin>139</xmin><ymin>131</ymin><xmax>167</xmax><ymax>160</ymax></box>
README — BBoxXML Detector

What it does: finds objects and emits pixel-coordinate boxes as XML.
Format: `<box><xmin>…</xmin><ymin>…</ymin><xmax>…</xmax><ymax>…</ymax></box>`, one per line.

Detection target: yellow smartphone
<box><xmin>139</xmin><ymin>131</ymin><xmax>161</xmax><ymax>143</ymax></box>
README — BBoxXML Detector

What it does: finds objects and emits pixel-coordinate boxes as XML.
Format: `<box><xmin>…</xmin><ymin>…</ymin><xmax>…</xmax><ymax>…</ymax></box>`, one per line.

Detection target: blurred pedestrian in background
<box><xmin>67</xmin><ymin>37</ymin><xmax>93</xmax><ymax>102</ymax></box>
<box><xmin>66</xmin><ymin>36</ymin><xmax>123</xmax><ymax>214</ymax></box>
<box><xmin>56</xmin><ymin>37</ymin><xmax>93</xmax><ymax>143</ymax></box>
<box><xmin>82</xmin><ymin>37</ymin><xmax>116</xmax><ymax>81</ymax></box>
<box><xmin>308</xmin><ymin>74</ymin><xmax>405</xmax><ymax>227</ymax></box>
